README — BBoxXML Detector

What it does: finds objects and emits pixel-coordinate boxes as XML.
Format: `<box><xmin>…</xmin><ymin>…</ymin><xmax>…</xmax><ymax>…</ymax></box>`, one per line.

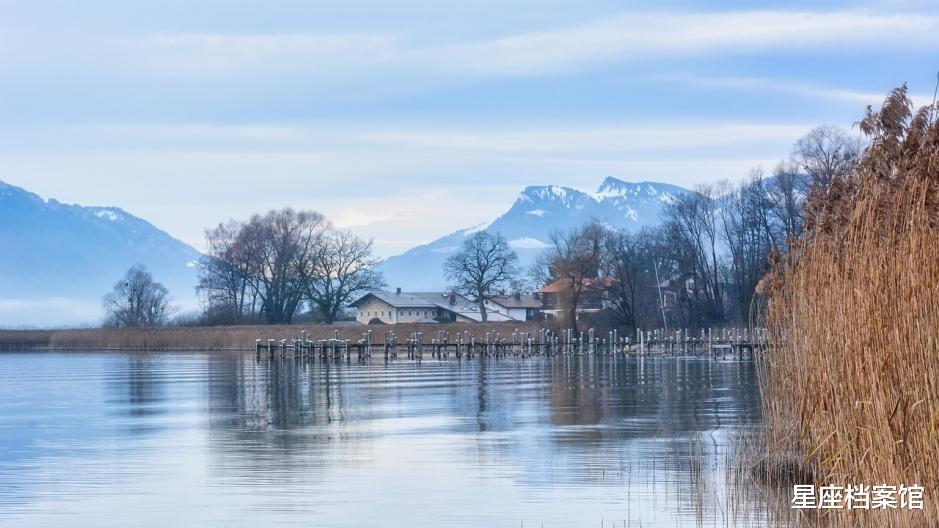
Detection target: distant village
<box><xmin>351</xmin><ymin>277</ymin><xmax>605</xmax><ymax>325</ymax></box>
<box><xmin>95</xmin><ymin>126</ymin><xmax>853</xmax><ymax>332</ymax></box>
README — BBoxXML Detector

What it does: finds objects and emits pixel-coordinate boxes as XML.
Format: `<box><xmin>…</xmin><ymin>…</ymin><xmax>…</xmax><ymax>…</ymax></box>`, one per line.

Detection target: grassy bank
<box><xmin>0</xmin><ymin>321</ymin><xmax>553</xmax><ymax>350</ymax></box>
<box><xmin>758</xmin><ymin>87</ymin><xmax>938</xmax><ymax>525</ymax></box>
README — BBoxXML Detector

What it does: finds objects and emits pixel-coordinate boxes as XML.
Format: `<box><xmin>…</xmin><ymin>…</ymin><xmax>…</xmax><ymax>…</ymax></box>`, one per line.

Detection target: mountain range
<box><xmin>378</xmin><ymin>177</ymin><xmax>691</xmax><ymax>290</ymax></box>
<box><xmin>0</xmin><ymin>176</ymin><xmax>691</xmax><ymax>327</ymax></box>
<box><xmin>0</xmin><ymin>180</ymin><xmax>201</xmax><ymax>327</ymax></box>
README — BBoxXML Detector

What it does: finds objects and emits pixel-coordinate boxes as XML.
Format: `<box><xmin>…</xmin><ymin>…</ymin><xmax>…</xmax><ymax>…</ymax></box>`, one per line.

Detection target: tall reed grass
<box><xmin>0</xmin><ymin>321</ymin><xmax>552</xmax><ymax>350</ymax></box>
<box><xmin>757</xmin><ymin>85</ymin><xmax>938</xmax><ymax>525</ymax></box>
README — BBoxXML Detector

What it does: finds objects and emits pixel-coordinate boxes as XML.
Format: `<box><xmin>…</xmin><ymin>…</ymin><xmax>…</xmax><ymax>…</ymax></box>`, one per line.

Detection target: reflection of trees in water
<box><xmin>202</xmin><ymin>354</ymin><xmax>778</xmax><ymax>525</ymax></box>
<box><xmin>207</xmin><ymin>356</ymin><xmax>351</xmax><ymax>447</ymax></box>
<box><xmin>548</xmin><ymin>357</ymin><xmax>762</xmax><ymax>435</ymax></box>
<box><xmin>204</xmin><ymin>356</ymin><xmax>372</xmax><ymax>489</ymax></box>
<box><xmin>206</xmin><ymin>357</ymin><xmax>465</xmax><ymax>482</ymax></box>
<box><xmin>502</xmin><ymin>356</ymin><xmax>770</xmax><ymax>526</ymax></box>
<box><xmin>438</xmin><ymin>358</ymin><xmax>528</xmax><ymax>434</ymax></box>
<box><xmin>112</xmin><ymin>355</ymin><xmax>168</xmax><ymax>412</ymax></box>
<box><xmin>105</xmin><ymin>354</ymin><xmax>173</xmax><ymax>436</ymax></box>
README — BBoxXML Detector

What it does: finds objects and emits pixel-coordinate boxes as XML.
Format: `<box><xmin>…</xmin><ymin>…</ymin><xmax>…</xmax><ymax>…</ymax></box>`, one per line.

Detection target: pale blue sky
<box><xmin>1</xmin><ymin>1</ymin><xmax>937</xmax><ymax>256</ymax></box>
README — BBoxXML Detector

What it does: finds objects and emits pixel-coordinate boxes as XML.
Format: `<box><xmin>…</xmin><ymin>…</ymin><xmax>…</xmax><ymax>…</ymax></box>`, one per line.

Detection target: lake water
<box><xmin>0</xmin><ymin>352</ymin><xmax>781</xmax><ymax>527</ymax></box>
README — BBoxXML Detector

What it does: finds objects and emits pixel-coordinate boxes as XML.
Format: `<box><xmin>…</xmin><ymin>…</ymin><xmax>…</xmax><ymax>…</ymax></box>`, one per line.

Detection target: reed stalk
<box><xmin>0</xmin><ymin>321</ymin><xmax>553</xmax><ymax>350</ymax></box>
<box><xmin>757</xmin><ymin>85</ymin><xmax>939</xmax><ymax>526</ymax></box>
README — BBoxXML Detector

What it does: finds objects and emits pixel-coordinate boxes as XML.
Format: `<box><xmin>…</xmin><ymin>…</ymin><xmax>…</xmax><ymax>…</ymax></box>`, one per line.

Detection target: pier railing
<box><xmin>254</xmin><ymin>327</ymin><xmax>768</xmax><ymax>361</ymax></box>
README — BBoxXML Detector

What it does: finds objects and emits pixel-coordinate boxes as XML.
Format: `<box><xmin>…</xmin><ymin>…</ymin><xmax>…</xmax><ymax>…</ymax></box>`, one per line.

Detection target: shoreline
<box><xmin>0</xmin><ymin>321</ymin><xmax>553</xmax><ymax>351</ymax></box>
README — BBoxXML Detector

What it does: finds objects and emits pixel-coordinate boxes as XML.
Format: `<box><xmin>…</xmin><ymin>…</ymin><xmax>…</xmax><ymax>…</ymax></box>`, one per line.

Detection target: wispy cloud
<box><xmin>433</xmin><ymin>11</ymin><xmax>939</xmax><ymax>76</ymax></box>
<box><xmin>662</xmin><ymin>74</ymin><xmax>937</xmax><ymax>108</ymax></box>
<box><xmin>2</xmin><ymin>3</ymin><xmax>935</xmax><ymax>262</ymax></box>
<box><xmin>0</xmin><ymin>119</ymin><xmax>806</xmax><ymax>255</ymax></box>
<box><xmin>10</xmin><ymin>121</ymin><xmax>809</xmax><ymax>154</ymax></box>
<box><xmin>359</xmin><ymin>122</ymin><xmax>810</xmax><ymax>155</ymax></box>
<box><xmin>124</xmin><ymin>32</ymin><xmax>399</xmax><ymax>75</ymax></box>
<box><xmin>114</xmin><ymin>10</ymin><xmax>939</xmax><ymax>78</ymax></box>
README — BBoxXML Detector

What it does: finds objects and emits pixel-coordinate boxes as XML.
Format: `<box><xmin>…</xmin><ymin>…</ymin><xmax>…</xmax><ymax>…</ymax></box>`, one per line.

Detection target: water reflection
<box><xmin>0</xmin><ymin>351</ymin><xmax>782</xmax><ymax>527</ymax></box>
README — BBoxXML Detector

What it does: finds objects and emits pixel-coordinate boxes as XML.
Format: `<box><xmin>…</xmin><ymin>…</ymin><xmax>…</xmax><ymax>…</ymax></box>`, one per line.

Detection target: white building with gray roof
<box><xmin>350</xmin><ymin>289</ymin><xmax>521</xmax><ymax>325</ymax></box>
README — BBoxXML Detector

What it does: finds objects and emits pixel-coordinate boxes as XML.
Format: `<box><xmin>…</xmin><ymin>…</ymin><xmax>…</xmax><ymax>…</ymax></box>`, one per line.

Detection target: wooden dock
<box><xmin>254</xmin><ymin>327</ymin><xmax>767</xmax><ymax>362</ymax></box>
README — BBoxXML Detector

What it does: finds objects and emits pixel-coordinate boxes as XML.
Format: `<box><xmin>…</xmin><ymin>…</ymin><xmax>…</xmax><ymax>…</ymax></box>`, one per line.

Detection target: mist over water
<box><xmin>0</xmin><ymin>352</ymin><xmax>773</xmax><ymax>527</ymax></box>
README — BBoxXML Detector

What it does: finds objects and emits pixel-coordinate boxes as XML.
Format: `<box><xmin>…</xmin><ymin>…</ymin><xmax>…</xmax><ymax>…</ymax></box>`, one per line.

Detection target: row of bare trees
<box><xmin>197</xmin><ymin>208</ymin><xmax>384</xmax><ymax>325</ymax></box>
<box><xmin>525</xmin><ymin>125</ymin><xmax>861</xmax><ymax>332</ymax></box>
<box><xmin>101</xmin><ymin>125</ymin><xmax>856</xmax><ymax>330</ymax></box>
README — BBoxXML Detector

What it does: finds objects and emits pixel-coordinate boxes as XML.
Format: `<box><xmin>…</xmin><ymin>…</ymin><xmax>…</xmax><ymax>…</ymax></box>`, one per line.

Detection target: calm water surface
<box><xmin>0</xmin><ymin>352</ymin><xmax>777</xmax><ymax>527</ymax></box>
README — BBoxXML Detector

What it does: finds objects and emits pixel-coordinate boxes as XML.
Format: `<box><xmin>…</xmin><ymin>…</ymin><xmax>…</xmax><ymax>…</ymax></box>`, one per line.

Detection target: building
<box><xmin>656</xmin><ymin>272</ymin><xmax>697</xmax><ymax>312</ymax></box>
<box><xmin>485</xmin><ymin>293</ymin><xmax>542</xmax><ymax>321</ymax></box>
<box><xmin>538</xmin><ymin>277</ymin><xmax>615</xmax><ymax>320</ymax></box>
<box><xmin>350</xmin><ymin>289</ymin><xmax>522</xmax><ymax>325</ymax></box>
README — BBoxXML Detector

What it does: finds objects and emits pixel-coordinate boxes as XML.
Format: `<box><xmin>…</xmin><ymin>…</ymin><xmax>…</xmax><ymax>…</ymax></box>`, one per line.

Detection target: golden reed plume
<box><xmin>758</xmin><ymin>84</ymin><xmax>939</xmax><ymax>526</ymax></box>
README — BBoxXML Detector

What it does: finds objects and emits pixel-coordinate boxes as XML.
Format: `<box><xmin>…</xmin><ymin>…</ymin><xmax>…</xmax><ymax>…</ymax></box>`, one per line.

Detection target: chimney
<box><xmin>448</xmin><ymin>292</ymin><xmax>456</xmax><ymax>305</ymax></box>
<box><xmin>514</xmin><ymin>291</ymin><xmax>521</xmax><ymax>300</ymax></box>
<box><xmin>396</xmin><ymin>287</ymin><xmax>401</xmax><ymax>294</ymax></box>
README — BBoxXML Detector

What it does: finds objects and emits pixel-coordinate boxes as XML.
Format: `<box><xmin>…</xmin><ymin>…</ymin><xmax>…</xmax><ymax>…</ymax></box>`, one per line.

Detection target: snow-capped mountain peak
<box><xmin>378</xmin><ymin>177</ymin><xmax>693</xmax><ymax>290</ymax></box>
<box><xmin>516</xmin><ymin>185</ymin><xmax>592</xmax><ymax>210</ymax></box>
<box><xmin>594</xmin><ymin>177</ymin><xmax>680</xmax><ymax>205</ymax></box>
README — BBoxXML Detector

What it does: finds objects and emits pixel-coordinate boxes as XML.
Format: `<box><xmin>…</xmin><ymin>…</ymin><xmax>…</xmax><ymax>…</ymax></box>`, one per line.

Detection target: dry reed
<box><xmin>0</xmin><ymin>321</ymin><xmax>553</xmax><ymax>350</ymax></box>
<box><xmin>757</xmin><ymin>85</ymin><xmax>939</xmax><ymax>526</ymax></box>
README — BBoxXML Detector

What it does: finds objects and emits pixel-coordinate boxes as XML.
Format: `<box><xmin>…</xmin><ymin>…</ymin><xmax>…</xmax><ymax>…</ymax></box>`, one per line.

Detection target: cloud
<box><xmin>0</xmin><ymin>118</ymin><xmax>799</xmax><ymax>256</ymax></box>
<box><xmin>663</xmin><ymin>74</ymin><xmax>937</xmax><ymax>108</ymax></box>
<box><xmin>432</xmin><ymin>11</ymin><xmax>939</xmax><ymax>76</ymax></box>
<box><xmin>110</xmin><ymin>10</ymin><xmax>939</xmax><ymax>78</ymax></box>
<box><xmin>123</xmin><ymin>32</ymin><xmax>399</xmax><ymax>76</ymax></box>
<box><xmin>359</xmin><ymin>122</ymin><xmax>810</xmax><ymax>155</ymax></box>
<box><xmin>4</xmin><ymin>121</ymin><xmax>810</xmax><ymax>159</ymax></box>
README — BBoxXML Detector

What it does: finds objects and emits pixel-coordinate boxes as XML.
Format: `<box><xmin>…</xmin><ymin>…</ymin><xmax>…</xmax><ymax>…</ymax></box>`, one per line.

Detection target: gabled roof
<box><xmin>351</xmin><ymin>291</ymin><xmax>439</xmax><ymax>308</ymax></box>
<box><xmin>418</xmin><ymin>292</ymin><xmax>519</xmax><ymax>322</ymax></box>
<box><xmin>351</xmin><ymin>290</ymin><xmax>521</xmax><ymax>322</ymax></box>
<box><xmin>488</xmin><ymin>294</ymin><xmax>541</xmax><ymax>309</ymax></box>
<box><xmin>538</xmin><ymin>277</ymin><xmax>615</xmax><ymax>293</ymax></box>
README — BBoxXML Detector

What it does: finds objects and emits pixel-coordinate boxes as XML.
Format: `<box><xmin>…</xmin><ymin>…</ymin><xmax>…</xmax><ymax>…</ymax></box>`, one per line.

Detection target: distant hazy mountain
<box><xmin>0</xmin><ymin>180</ymin><xmax>201</xmax><ymax>327</ymax></box>
<box><xmin>379</xmin><ymin>177</ymin><xmax>691</xmax><ymax>291</ymax></box>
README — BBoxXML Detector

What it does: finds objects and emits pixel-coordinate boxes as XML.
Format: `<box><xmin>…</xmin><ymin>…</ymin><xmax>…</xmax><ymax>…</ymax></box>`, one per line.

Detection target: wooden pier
<box><xmin>253</xmin><ymin>327</ymin><xmax>767</xmax><ymax>362</ymax></box>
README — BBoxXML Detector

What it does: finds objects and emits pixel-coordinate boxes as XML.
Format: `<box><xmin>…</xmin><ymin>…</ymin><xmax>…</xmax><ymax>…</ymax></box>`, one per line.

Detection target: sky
<box><xmin>1</xmin><ymin>0</ymin><xmax>938</xmax><ymax>258</ymax></box>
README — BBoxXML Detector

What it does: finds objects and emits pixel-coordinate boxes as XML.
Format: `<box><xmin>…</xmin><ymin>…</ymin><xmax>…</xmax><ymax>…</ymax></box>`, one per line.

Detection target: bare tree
<box><xmin>601</xmin><ymin>228</ymin><xmax>652</xmax><ymax>329</ymax></box>
<box><xmin>793</xmin><ymin>126</ymin><xmax>862</xmax><ymax>190</ymax></box>
<box><xmin>542</xmin><ymin>221</ymin><xmax>605</xmax><ymax>333</ymax></box>
<box><xmin>526</xmin><ymin>250</ymin><xmax>554</xmax><ymax>291</ymax></box>
<box><xmin>663</xmin><ymin>186</ymin><xmax>725</xmax><ymax>326</ymax></box>
<box><xmin>103</xmin><ymin>265</ymin><xmax>173</xmax><ymax>327</ymax></box>
<box><xmin>767</xmin><ymin>160</ymin><xmax>807</xmax><ymax>245</ymax></box>
<box><xmin>444</xmin><ymin>231</ymin><xmax>519</xmax><ymax>322</ymax></box>
<box><xmin>237</xmin><ymin>208</ymin><xmax>328</xmax><ymax>324</ymax></box>
<box><xmin>717</xmin><ymin>173</ymin><xmax>782</xmax><ymax>323</ymax></box>
<box><xmin>198</xmin><ymin>221</ymin><xmax>257</xmax><ymax>324</ymax></box>
<box><xmin>302</xmin><ymin>229</ymin><xmax>386</xmax><ymax>324</ymax></box>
